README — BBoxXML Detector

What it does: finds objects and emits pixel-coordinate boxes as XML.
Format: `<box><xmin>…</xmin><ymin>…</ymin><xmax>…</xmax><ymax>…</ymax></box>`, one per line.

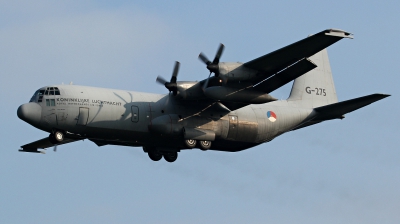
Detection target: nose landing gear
<box><xmin>49</xmin><ymin>130</ymin><xmax>64</xmax><ymax>144</ymax></box>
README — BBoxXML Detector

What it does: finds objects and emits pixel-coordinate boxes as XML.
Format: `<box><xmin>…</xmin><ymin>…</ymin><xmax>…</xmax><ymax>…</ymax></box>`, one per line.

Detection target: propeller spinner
<box><xmin>198</xmin><ymin>43</ymin><xmax>227</xmax><ymax>90</ymax></box>
<box><xmin>156</xmin><ymin>61</ymin><xmax>183</xmax><ymax>96</ymax></box>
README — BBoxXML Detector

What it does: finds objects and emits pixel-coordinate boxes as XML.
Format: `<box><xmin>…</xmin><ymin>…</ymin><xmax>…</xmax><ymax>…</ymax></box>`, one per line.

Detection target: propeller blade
<box><xmin>156</xmin><ymin>76</ymin><xmax>168</xmax><ymax>85</ymax></box>
<box><xmin>170</xmin><ymin>61</ymin><xmax>180</xmax><ymax>83</ymax></box>
<box><xmin>202</xmin><ymin>72</ymin><xmax>212</xmax><ymax>92</ymax></box>
<box><xmin>198</xmin><ymin>53</ymin><xmax>211</xmax><ymax>65</ymax></box>
<box><xmin>213</xmin><ymin>43</ymin><xmax>224</xmax><ymax>64</ymax></box>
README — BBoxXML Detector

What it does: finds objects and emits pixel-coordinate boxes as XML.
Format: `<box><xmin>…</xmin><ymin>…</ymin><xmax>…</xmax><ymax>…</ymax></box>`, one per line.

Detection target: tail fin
<box><xmin>288</xmin><ymin>49</ymin><xmax>338</xmax><ymax>108</ymax></box>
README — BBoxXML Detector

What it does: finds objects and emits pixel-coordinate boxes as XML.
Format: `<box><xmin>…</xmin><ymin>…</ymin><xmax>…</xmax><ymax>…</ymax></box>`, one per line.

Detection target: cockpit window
<box><xmin>29</xmin><ymin>90</ymin><xmax>40</xmax><ymax>102</ymax></box>
<box><xmin>30</xmin><ymin>87</ymin><xmax>61</xmax><ymax>102</ymax></box>
<box><xmin>43</xmin><ymin>87</ymin><xmax>61</xmax><ymax>96</ymax></box>
<box><xmin>38</xmin><ymin>90</ymin><xmax>44</xmax><ymax>102</ymax></box>
<box><xmin>30</xmin><ymin>87</ymin><xmax>60</xmax><ymax>103</ymax></box>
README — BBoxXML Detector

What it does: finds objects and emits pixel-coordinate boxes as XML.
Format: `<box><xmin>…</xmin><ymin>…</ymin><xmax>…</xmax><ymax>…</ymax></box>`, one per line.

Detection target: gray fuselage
<box><xmin>23</xmin><ymin>84</ymin><xmax>312</xmax><ymax>152</ymax></box>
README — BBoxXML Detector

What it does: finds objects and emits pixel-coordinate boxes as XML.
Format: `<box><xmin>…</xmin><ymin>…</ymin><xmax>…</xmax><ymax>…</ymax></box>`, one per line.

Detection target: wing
<box><xmin>244</xmin><ymin>29</ymin><xmax>353</xmax><ymax>79</ymax></box>
<box><xmin>183</xmin><ymin>29</ymin><xmax>352</xmax><ymax>111</ymax></box>
<box><xmin>19</xmin><ymin>137</ymin><xmax>81</xmax><ymax>153</ymax></box>
<box><xmin>252</xmin><ymin>58</ymin><xmax>317</xmax><ymax>93</ymax></box>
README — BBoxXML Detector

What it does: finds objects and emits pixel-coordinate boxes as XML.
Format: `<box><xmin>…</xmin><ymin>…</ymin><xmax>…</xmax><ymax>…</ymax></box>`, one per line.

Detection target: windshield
<box><xmin>29</xmin><ymin>89</ymin><xmax>45</xmax><ymax>102</ymax></box>
<box><xmin>29</xmin><ymin>90</ymin><xmax>39</xmax><ymax>102</ymax></box>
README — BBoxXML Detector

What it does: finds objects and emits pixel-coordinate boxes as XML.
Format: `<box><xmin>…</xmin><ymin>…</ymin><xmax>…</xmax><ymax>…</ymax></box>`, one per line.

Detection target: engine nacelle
<box><xmin>204</xmin><ymin>86</ymin><xmax>277</xmax><ymax>104</ymax></box>
<box><xmin>149</xmin><ymin>114</ymin><xmax>183</xmax><ymax>136</ymax></box>
<box><xmin>219</xmin><ymin>62</ymin><xmax>258</xmax><ymax>82</ymax></box>
<box><xmin>175</xmin><ymin>81</ymin><xmax>204</xmax><ymax>100</ymax></box>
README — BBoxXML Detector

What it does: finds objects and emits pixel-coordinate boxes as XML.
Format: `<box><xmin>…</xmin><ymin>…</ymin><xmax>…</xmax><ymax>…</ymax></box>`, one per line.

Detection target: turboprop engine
<box><xmin>217</xmin><ymin>62</ymin><xmax>258</xmax><ymax>82</ymax></box>
<box><xmin>204</xmin><ymin>86</ymin><xmax>277</xmax><ymax>104</ymax></box>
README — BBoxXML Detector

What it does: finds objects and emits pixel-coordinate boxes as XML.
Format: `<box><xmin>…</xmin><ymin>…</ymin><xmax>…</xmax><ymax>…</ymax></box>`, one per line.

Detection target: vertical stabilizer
<box><xmin>288</xmin><ymin>49</ymin><xmax>338</xmax><ymax>108</ymax></box>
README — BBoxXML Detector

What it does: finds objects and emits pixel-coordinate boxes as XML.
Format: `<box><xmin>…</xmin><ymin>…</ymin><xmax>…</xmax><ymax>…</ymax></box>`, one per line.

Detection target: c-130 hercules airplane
<box><xmin>17</xmin><ymin>29</ymin><xmax>389</xmax><ymax>162</ymax></box>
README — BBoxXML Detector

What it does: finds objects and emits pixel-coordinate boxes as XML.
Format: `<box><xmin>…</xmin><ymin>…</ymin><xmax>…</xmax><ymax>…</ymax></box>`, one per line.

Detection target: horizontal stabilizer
<box><xmin>313</xmin><ymin>93</ymin><xmax>390</xmax><ymax>121</ymax></box>
<box><xmin>293</xmin><ymin>93</ymin><xmax>389</xmax><ymax>130</ymax></box>
<box><xmin>253</xmin><ymin>58</ymin><xmax>317</xmax><ymax>93</ymax></box>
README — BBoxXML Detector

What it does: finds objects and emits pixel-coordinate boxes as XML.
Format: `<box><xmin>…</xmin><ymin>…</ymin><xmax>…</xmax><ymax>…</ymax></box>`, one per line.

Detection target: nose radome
<box><xmin>17</xmin><ymin>103</ymin><xmax>42</xmax><ymax>126</ymax></box>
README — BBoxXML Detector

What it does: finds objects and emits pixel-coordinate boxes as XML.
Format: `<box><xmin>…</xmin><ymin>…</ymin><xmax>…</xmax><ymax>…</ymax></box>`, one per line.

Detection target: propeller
<box><xmin>156</xmin><ymin>61</ymin><xmax>183</xmax><ymax>96</ymax></box>
<box><xmin>198</xmin><ymin>43</ymin><xmax>224</xmax><ymax>75</ymax></box>
<box><xmin>198</xmin><ymin>43</ymin><xmax>227</xmax><ymax>90</ymax></box>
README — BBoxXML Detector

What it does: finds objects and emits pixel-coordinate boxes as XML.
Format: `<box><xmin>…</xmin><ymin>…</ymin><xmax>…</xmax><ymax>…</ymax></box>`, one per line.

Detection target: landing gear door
<box><xmin>77</xmin><ymin>107</ymin><xmax>89</xmax><ymax>126</ymax></box>
<box><xmin>131</xmin><ymin>106</ymin><xmax>139</xmax><ymax>123</ymax></box>
<box><xmin>227</xmin><ymin>115</ymin><xmax>238</xmax><ymax>140</ymax></box>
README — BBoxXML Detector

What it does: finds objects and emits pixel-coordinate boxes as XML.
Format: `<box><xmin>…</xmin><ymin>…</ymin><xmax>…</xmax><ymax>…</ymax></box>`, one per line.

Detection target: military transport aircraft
<box><xmin>17</xmin><ymin>28</ymin><xmax>389</xmax><ymax>162</ymax></box>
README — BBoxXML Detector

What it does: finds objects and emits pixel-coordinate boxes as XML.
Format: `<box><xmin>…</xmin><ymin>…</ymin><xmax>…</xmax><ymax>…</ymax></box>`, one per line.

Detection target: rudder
<box><xmin>288</xmin><ymin>49</ymin><xmax>338</xmax><ymax>108</ymax></box>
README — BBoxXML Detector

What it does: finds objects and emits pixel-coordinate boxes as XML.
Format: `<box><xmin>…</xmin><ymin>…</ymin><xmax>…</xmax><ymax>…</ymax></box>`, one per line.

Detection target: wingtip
<box><xmin>378</xmin><ymin>93</ymin><xmax>391</xmax><ymax>97</ymax></box>
<box><xmin>324</xmin><ymin>28</ymin><xmax>354</xmax><ymax>39</ymax></box>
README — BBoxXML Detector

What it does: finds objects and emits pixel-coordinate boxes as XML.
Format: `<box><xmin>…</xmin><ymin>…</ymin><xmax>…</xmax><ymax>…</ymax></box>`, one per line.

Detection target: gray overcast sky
<box><xmin>1</xmin><ymin>1</ymin><xmax>399</xmax><ymax>223</ymax></box>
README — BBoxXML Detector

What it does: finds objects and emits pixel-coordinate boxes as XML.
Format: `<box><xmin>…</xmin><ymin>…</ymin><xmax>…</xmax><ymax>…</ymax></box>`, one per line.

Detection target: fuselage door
<box><xmin>227</xmin><ymin>115</ymin><xmax>238</xmax><ymax>140</ymax></box>
<box><xmin>131</xmin><ymin>106</ymin><xmax>139</xmax><ymax>123</ymax></box>
<box><xmin>77</xmin><ymin>107</ymin><xmax>89</xmax><ymax>126</ymax></box>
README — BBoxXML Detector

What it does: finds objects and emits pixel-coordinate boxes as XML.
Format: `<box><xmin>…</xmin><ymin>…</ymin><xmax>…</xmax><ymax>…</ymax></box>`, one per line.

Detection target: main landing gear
<box><xmin>148</xmin><ymin>151</ymin><xmax>162</xmax><ymax>161</ymax></box>
<box><xmin>148</xmin><ymin>151</ymin><xmax>178</xmax><ymax>163</ymax></box>
<box><xmin>145</xmin><ymin>139</ymin><xmax>212</xmax><ymax>163</ymax></box>
<box><xmin>184</xmin><ymin>139</ymin><xmax>212</xmax><ymax>151</ymax></box>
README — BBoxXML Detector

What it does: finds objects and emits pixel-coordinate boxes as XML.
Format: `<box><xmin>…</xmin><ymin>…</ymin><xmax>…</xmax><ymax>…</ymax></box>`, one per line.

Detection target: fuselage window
<box><xmin>46</xmin><ymin>99</ymin><xmax>56</xmax><ymax>106</ymax></box>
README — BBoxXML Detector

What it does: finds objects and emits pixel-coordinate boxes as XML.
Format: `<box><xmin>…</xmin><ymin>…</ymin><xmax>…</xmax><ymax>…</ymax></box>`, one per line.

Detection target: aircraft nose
<box><xmin>17</xmin><ymin>103</ymin><xmax>42</xmax><ymax>126</ymax></box>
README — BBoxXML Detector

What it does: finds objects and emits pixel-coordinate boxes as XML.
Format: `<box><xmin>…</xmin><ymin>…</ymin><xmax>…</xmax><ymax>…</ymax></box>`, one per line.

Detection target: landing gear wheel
<box><xmin>184</xmin><ymin>139</ymin><xmax>197</xmax><ymax>148</ymax></box>
<box><xmin>199</xmin><ymin>141</ymin><xmax>211</xmax><ymax>151</ymax></box>
<box><xmin>163</xmin><ymin>152</ymin><xmax>178</xmax><ymax>163</ymax></box>
<box><xmin>148</xmin><ymin>151</ymin><xmax>162</xmax><ymax>161</ymax></box>
<box><xmin>54</xmin><ymin>131</ymin><xmax>64</xmax><ymax>142</ymax></box>
<box><xmin>49</xmin><ymin>131</ymin><xmax>64</xmax><ymax>144</ymax></box>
